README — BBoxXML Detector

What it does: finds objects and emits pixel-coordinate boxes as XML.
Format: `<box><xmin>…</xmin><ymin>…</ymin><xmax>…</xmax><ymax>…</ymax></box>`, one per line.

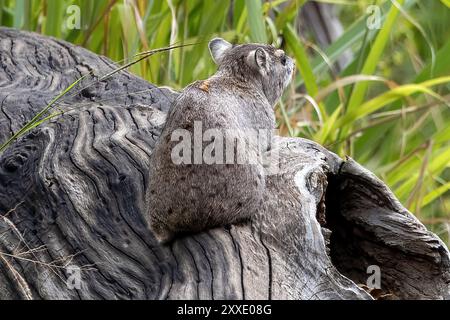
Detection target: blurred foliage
<box><xmin>0</xmin><ymin>0</ymin><xmax>449</xmax><ymax>244</ymax></box>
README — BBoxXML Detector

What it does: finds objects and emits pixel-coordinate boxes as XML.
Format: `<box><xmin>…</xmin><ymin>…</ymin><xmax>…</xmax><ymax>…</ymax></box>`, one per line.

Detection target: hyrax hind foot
<box><xmin>150</xmin><ymin>223</ymin><xmax>175</xmax><ymax>245</ymax></box>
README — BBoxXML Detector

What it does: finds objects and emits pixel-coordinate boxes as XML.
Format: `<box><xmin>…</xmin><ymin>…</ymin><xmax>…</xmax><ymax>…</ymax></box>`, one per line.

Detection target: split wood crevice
<box><xmin>0</xmin><ymin>28</ymin><xmax>448</xmax><ymax>300</ymax></box>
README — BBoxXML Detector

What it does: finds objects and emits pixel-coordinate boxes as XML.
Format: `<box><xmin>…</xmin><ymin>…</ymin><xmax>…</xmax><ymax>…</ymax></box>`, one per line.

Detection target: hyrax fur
<box><xmin>146</xmin><ymin>38</ymin><xmax>294</xmax><ymax>243</ymax></box>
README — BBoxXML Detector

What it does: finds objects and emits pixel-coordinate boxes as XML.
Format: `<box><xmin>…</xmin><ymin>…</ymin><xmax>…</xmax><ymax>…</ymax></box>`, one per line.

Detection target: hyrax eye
<box><xmin>281</xmin><ymin>55</ymin><xmax>287</xmax><ymax>66</ymax></box>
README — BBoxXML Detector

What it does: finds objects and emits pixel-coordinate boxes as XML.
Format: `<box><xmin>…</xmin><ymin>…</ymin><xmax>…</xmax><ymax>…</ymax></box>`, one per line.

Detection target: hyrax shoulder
<box><xmin>146</xmin><ymin>38</ymin><xmax>295</xmax><ymax>243</ymax></box>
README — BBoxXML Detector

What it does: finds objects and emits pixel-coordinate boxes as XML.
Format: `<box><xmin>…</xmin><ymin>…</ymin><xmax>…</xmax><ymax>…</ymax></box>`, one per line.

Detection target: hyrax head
<box><xmin>208</xmin><ymin>38</ymin><xmax>295</xmax><ymax>106</ymax></box>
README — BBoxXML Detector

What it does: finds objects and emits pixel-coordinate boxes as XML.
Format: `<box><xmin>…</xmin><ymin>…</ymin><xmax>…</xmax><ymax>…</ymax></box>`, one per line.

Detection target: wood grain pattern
<box><xmin>0</xmin><ymin>28</ymin><xmax>448</xmax><ymax>300</ymax></box>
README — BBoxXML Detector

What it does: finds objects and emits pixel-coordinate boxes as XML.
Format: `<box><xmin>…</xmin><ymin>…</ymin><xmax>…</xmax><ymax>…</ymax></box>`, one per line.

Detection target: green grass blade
<box><xmin>335</xmin><ymin>76</ymin><xmax>450</xmax><ymax>128</ymax></box>
<box><xmin>346</xmin><ymin>0</ymin><xmax>405</xmax><ymax>114</ymax></box>
<box><xmin>284</xmin><ymin>24</ymin><xmax>317</xmax><ymax>96</ymax></box>
<box><xmin>415</xmin><ymin>40</ymin><xmax>450</xmax><ymax>82</ymax></box>
<box><xmin>245</xmin><ymin>0</ymin><xmax>267</xmax><ymax>43</ymax></box>
<box><xmin>44</xmin><ymin>0</ymin><xmax>63</xmax><ymax>37</ymax></box>
<box><xmin>440</xmin><ymin>0</ymin><xmax>450</xmax><ymax>8</ymax></box>
<box><xmin>315</xmin><ymin>105</ymin><xmax>342</xmax><ymax>144</ymax></box>
<box><xmin>13</xmin><ymin>0</ymin><xmax>30</xmax><ymax>29</ymax></box>
<box><xmin>422</xmin><ymin>182</ymin><xmax>450</xmax><ymax>207</ymax></box>
<box><xmin>0</xmin><ymin>75</ymin><xmax>87</xmax><ymax>153</ymax></box>
<box><xmin>278</xmin><ymin>100</ymin><xmax>294</xmax><ymax>136</ymax></box>
<box><xmin>395</xmin><ymin>147</ymin><xmax>450</xmax><ymax>199</ymax></box>
<box><xmin>300</xmin><ymin>0</ymin><xmax>417</xmax><ymax>89</ymax></box>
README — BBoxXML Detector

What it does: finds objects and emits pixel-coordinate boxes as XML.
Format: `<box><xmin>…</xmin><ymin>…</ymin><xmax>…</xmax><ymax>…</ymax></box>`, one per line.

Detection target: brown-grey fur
<box><xmin>145</xmin><ymin>38</ymin><xmax>294</xmax><ymax>243</ymax></box>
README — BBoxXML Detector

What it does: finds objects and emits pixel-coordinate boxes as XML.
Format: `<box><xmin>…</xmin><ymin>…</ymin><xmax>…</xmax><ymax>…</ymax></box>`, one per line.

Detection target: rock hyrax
<box><xmin>146</xmin><ymin>38</ymin><xmax>294</xmax><ymax>243</ymax></box>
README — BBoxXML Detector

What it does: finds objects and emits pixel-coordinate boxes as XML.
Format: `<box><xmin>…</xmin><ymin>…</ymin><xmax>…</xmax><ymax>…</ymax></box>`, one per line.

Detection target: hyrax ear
<box><xmin>247</xmin><ymin>48</ymin><xmax>269</xmax><ymax>74</ymax></box>
<box><xmin>209</xmin><ymin>38</ymin><xmax>232</xmax><ymax>64</ymax></box>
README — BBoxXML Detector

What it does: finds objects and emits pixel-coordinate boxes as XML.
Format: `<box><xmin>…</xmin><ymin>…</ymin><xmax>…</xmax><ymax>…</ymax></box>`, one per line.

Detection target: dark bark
<box><xmin>0</xmin><ymin>28</ymin><xmax>448</xmax><ymax>300</ymax></box>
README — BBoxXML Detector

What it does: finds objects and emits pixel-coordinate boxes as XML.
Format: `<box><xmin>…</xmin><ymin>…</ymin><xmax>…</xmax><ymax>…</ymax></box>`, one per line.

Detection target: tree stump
<box><xmin>0</xmin><ymin>28</ymin><xmax>448</xmax><ymax>300</ymax></box>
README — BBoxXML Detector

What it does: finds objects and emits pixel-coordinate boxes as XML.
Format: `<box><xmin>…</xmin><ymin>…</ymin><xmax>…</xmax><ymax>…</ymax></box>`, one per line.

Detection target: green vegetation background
<box><xmin>1</xmin><ymin>0</ymin><xmax>449</xmax><ymax>244</ymax></box>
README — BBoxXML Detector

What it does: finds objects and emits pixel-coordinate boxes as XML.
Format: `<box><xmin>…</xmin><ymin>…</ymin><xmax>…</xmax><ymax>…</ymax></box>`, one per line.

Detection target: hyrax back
<box><xmin>146</xmin><ymin>38</ymin><xmax>295</xmax><ymax>243</ymax></box>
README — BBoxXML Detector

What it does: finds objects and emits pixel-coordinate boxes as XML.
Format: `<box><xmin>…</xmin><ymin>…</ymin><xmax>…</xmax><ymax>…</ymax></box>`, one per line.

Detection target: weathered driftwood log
<box><xmin>0</xmin><ymin>28</ymin><xmax>448</xmax><ymax>300</ymax></box>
